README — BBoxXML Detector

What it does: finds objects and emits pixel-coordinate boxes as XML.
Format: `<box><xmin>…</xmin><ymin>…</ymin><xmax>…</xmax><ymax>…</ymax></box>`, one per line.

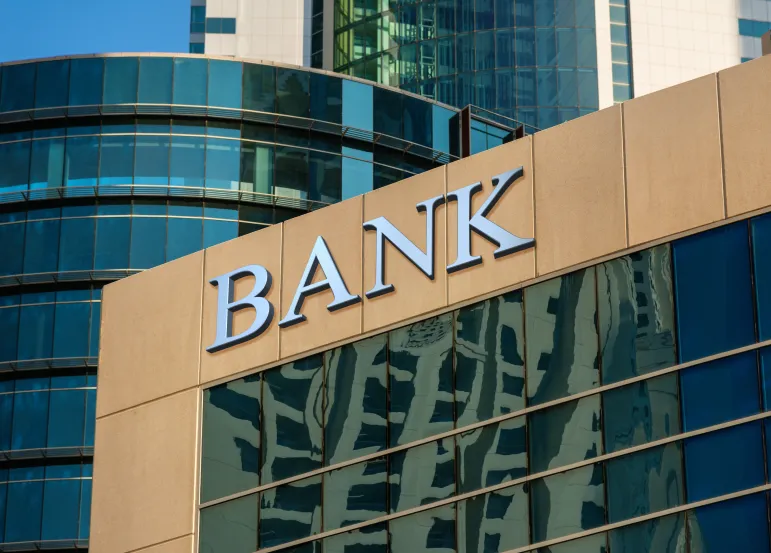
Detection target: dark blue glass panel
<box><xmin>173</xmin><ymin>58</ymin><xmax>208</xmax><ymax>106</ymax></box>
<box><xmin>58</xmin><ymin>217</ymin><xmax>95</xmax><ymax>272</ymax></box>
<box><xmin>134</xmin><ymin>134</ymin><xmax>170</xmax><ymax>185</ymax></box>
<box><xmin>65</xmin><ymin>136</ymin><xmax>99</xmax><ymax>187</ymax></box>
<box><xmin>171</xmin><ymin>136</ymin><xmax>205</xmax><ymax>187</ymax></box>
<box><xmin>688</xmin><ymin>493</ymin><xmax>770</xmax><ymax>553</ymax></box>
<box><xmin>681</xmin><ymin>351</ymin><xmax>760</xmax><ymax>431</ymax></box>
<box><xmin>475</xmin><ymin>32</ymin><xmax>495</xmax><ymax>71</ymax></box>
<box><xmin>403</xmin><ymin>96</ymin><xmax>432</xmax><ymax>148</ymax></box>
<box><xmin>138</xmin><ymin>57</ymin><xmax>173</xmax><ymax>104</ymax></box>
<box><xmin>167</xmin><ymin>218</ymin><xmax>202</xmax><ymax>261</ymax></box>
<box><xmin>243</xmin><ymin>63</ymin><xmax>275</xmax><ymax>112</ymax></box>
<box><xmin>205</xmin><ymin>138</ymin><xmax>240</xmax><ymax>189</ymax></box>
<box><xmin>0</xmin><ymin>222</ymin><xmax>24</xmax><ymax>276</ymax></box>
<box><xmin>35</xmin><ymin>60</ymin><xmax>70</xmax><ymax>109</ymax></box>
<box><xmin>259</xmin><ymin>477</ymin><xmax>321</xmax><ymax>548</ymax></box>
<box><xmin>536</xmin><ymin>28</ymin><xmax>557</xmax><ymax>67</ymax></box>
<box><xmin>104</xmin><ymin>57</ymin><xmax>138</xmax><ymax>104</ymax></box>
<box><xmin>52</xmin><ymin>302</ymin><xmax>90</xmax><ymax>359</ymax></box>
<box><xmin>1</xmin><ymin>63</ymin><xmax>35</xmax><ymax>112</ymax></box>
<box><xmin>84</xmin><ymin>390</ymin><xmax>96</xmax><ymax>446</ymax></box>
<box><xmin>203</xmin><ymin>220</ymin><xmax>238</xmax><ymax>248</ymax></box>
<box><xmin>684</xmin><ymin>422</ymin><xmax>765</xmax><ymax>502</ymax></box>
<box><xmin>752</xmin><ymin>213</ymin><xmax>771</xmax><ymax>340</ymax></box>
<box><xmin>69</xmin><ymin>58</ymin><xmax>104</xmax><ymax>106</ymax></box>
<box><xmin>89</xmin><ymin>302</ymin><xmax>100</xmax><ymax>358</ymax></box>
<box><xmin>5</xmin><ymin>481</ymin><xmax>43</xmax><ymax>542</ymax></box>
<box><xmin>0</xmin><ymin>391</ymin><xmax>13</xmax><ymax>449</ymax></box>
<box><xmin>673</xmin><ymin>222</ymin><xmax>755</xmax><ymax>362</ymax></box>
<box><xmin>99</xmin><ymin>134</ymin><xmax>135</xmax><ymax>185</ymax></box>
<box><xmin>310</xmin><ymin>72</ymin><xmax>342</xmax><ymax>124</ymax></box>
<box><xmin>41</xmin><ymin>479</ymin><xmax>81</xmax><ymax>540</ymax></box>
<box><xmin>11</xmin><ymin>389</ymin><xmax>49</xmax><ymax>449</ymax></box>
<box><xmin>30</xmin><ymin>138</ymin><xmax>65</xmax><ymax>189</ymax></box>
<box><xmin>94</xmin><ymin>217</ymin><xmax>130</xmax><ymax>269</ymax></box>
<box><xmin>79</xmin><ymin>478</ymin><xmax>92</xmax><ymax>539</ymax></box>
<box><xmin>276</xmin><ymin>68</ymin><xmax>310</xmax><ymax>117</ymax></box>
<box><xmin>130</xmin><ymin>217</ymin><xmax>166</xmax><ymax>269</ymax></box>
<box><xmin>24</xmin><ymin>217</ymin><xmax>60</xmax><ymax>274</ymax></box>
<box><xmin>0</xmin><ymin>140</ymin><xmax>31</xmax><ymax>193</ymax></box>
<box><xmin>208</xmin><ymin>60</ymin><xmax>242</xmax><ymax>109</ymax></box>
<box><xmin>577</xmin><ymin>29</ymin><xmax>598</xmax><ymax>68</ymax></box>
<box><xmin>0</xmin><ymin>483</ymin><xmax>5</xmax><ymax>542</ymax></box>
<box><xmin>47</xmin><ymin>390</ymin><xmax>86</xmax><ymax>447</ymax></box>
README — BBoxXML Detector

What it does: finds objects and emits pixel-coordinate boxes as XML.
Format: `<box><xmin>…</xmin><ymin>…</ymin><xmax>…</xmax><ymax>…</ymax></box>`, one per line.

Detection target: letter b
<box><xmin>207</xmin><ymin>265</ymin><xmax>274</xmax><ymax>353</ymax></box>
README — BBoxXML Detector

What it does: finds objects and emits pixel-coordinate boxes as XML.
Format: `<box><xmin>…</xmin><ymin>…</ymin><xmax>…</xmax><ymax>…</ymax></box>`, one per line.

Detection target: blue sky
<box><xmin>0</xmin><ymin>0</ymin><xmax>190</xmax><ymax>63</ymax></box>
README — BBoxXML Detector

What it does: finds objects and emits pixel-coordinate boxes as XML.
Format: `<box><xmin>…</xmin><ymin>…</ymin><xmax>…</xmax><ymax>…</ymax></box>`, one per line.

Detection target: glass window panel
<box><xmin>243</xmin><ymin>63</ymin><xmax>276</xmax><ymax>112</ymax></box>
<box><xmin>167</xmin><ymin>217</ymin><xmax>202</xmax><ymax>261</ymax></box>
<box><xmin>578</xmin><ymin>68</ymin><xmax>599</xmax><ymax>108</ymax></box>
<box><xmin>688</xmin><ymin>493</ymin><xmax>771</xmax><ymax>553</ymax></box>
<box><xmin>205</xmin><ymin>138</ymin><xmax>240</xmax><ymax>190</ymax></box>
<box><xmin>684</xmin><ymin>421</ymin><xmax>765</xmax><ymax>502</ymax></box>
<box><xmin>516</xmin><ymin>28</ymin><xmax>536</xmax><ymax>68</ymax></box>
<box><xmin>52</xmin><ymin>302</ymin><xmax>90</xmax><ymax>359</ymax></box>
<box><xmin>79</xmin><ymin>478</ymin><xmax>92</xmax><ymax>539</ymax></box>
<box><xmin>458</xmin><ymin>416</ymin><xmax>526</xmax><ymax>493</ymax></box>
<box><xmin>475</xmin><ymin>31</ymin><xmax>495</xmax><ymax>71</ymax></box>
<box><xmin>458</xmin><ymin>484</ymin><xmax>529</xmax><ymax>553</ymax></box>
<box><xmin>391</xmin><ymin>503</ymin><xmax>456</xmax><ymax>553</ymax></box>
<box><xmin>525</xmin><ymin>268</ymin><xmax>599</xmax><ymax>405</ymax></box>
<box><xmin>274</xmin><ymin>146</ymin><xmax>308</xmax><ymax>199</ymax></box>
<box><xmin>65</xmin><ymin>135</ymin><xmax>99</xmax><ymax>187</ymax></box>
<box><xmin>308</xmin><ymin>150</ymin><xmax>341</xmax><ymax>203</ymax></box>
<box><xmin>557</xmin><ymin>68</ymin><xmax>578</xmax><ymax>106</ymax></box>
<box><xmin>598</xmin><ymin>245</ymin><xmax>676</xmax><ymax>384</ymax></box>
<box><xmin>11</xmin><ymin>389</ymin><xmax>49</xmax><ymax>449</ymax></box>
<box><xmin>200</xmin><ymin>495</ymin><xmax>258</xmax><ymax>553</ymax></box>
<box><xmin>537</xmin><ymin>68</ymin><xmax>558</xmax><ymax>107</ymax></box>
<box><xmin>752</xmin><ymin>213</ymin><xmax>771</xmax><ymax>340</ymax></box>
<box><xmin>310</xmin><ymin>72</ymin><xmax>342</xmax><ymax>124</ymax></box>
<box><xmin>276</xmin><ymin>68</ymin><xmax>310</xmax><ymax>117</ymax></box>
<box><xmin>30</xmin><ymin>138</ymin><xmax>65</xmax><ymax>189</ymax></box>
<box><xmin>342</xmin><ymin>80</ymin><xmax>373</xmax><ymax>132</ymax></box>
<box><xmin>134</xmin><ymin>134</ymin><xmax>170</xmax><ymax>185</ymax></box>
<box><xmin>323</xmin><ymin>458</ymin><xmax>387</xmax><ymax>530</ymax></box>
<box><xmin>201</xmin><ymin>375</ymin><xmax>261</xmax><ymax>503</ymax></box>
<box><xmin>41</xmin><ymin>477</ymin><xmax>81</xmax><ymax>540</ymax></box>
<box><xmin>261</xmin><ymin>355</ymin><xmax>323</xmax><ymax>484</ymax></box>
<box><xmin>342</xmin><ymin>155</ymin><xmax>373</xmax><ymax>200</ymax></box>
<box><xmin>323</xmin><ymin>522</ymin><xmax>387</xmax><ymax>553</ymax></box>
<box><xmin>203</xmin><ymin>220</ymin><xmax>237</xmax><ymax>248</ymax></box>
<box><xmin>681</xmin><ymin>351</ymin><xmax>760</xmax><ymax>431</ymax></box>
<box><xmin>388</xmin><ymin>314</ymin><xmax>454</xmax><ymax>447</ymax></box>
<box><xmin>389</xmin><ymin>438</ymin><xmax>455</xmax><ymax>513</ymax></box>
<box><xmin>537</xmin><ymin>28</ymin><xmax>557</xmax><ymax>67</ymax></box>
<box><xmin>0</xmin><ymin>140</ymin><xmax>31</xmax><ymax>193</ymax></box>
<box><xmin>324</xmin><ymin>334</ymin><xmax>387</xmax><ymax>465</ymax></box>
<box><xmin>69</xmin><ymin>58</ymin><xmax>104</xmax><ymax>106</ymax></box>
<box><xmin>173</xmin><ymin>58</ymin><xmax>208</xmax><ymax>106</ymax></box>
<box><xmin>0</xmin><ymin>483</ymin><xmax>5</xmax><ymax>542</ymax></box>
<box><xmin>5</xmin><ymin>481</ymin><xmax>43</xmax><ymax>542</ymax></box>
<box><xmin>1</xmin><ymin>63</ymin><xmax>35</xmax><ymax>112</ymax></box>
<box><xmin>138</xmin><ymin>57</ymin><xmax>173</xmax><ymax>104</ymax></box>
<box><xmin>403</xmin><ymin>96</ymin><xmax>432</xmax><ymax>148</ymax></box>
<box><xmin>529</xmin><ymin>394</ymin><xmax>602</xmax><ymax>473</ymax></box>
<box><xmin>84</xmin><ymin>389</ymin><xmax>96</xmax><ymax>446</ymax></box>
<box><xmin>47</xmin><ymin>390</ymin><xmax>86</xmax><ymax>448</ymax></box>
<box><xmin>673</xmin><ymin>221</ymin><xmax>755</xmax><ymax>362</ymax></box>
<box><xmin>94</xmin><ymin>217</ymin><xmax>130</xmax><ymax>269</ymax></box>
<box><xmin>57</xmin><ymin>216</ymin><xmax>94</xmax><ymax>272</ymax></box>
<box><xmin>239</xmin><ymin>142</ymin><xmax>273</xmax><ymax>194</ymax></box>
<box><xmin>259</xmin><ymin>476</ymin><xmax>322</xmax><ymax>548</ymax></box>
<box><xmin>542</xmin><ymin>532</ymin><xmax>608</xmax><ymax>553</ymax></box>
<box><xmin>609</xmin><ymin>512</ymin><xmax>685</xmax><ymax>553</ymax></box>
<box><xmin>103</xmin><ymin>57</ymin><xmax>138</xmax><ymax>105</ymax></box>
<box><xmin>531</xmin><ymin>463</ymin><xmax>606</xmax><ymax>543</ymax></box>
<box><xmin>603</xmin><ymin>373</ymin><xmax>680</xmax><ymax>454</ymax></box>
<box><xmin>606</xmin><ymin>442</ymin><xmax>684</xmax><ymax>523</ymax></box>
<box><xmin>0</xmin><ymin>222</ymin><xmax>25</xmax><ymax>277</ymax></box>
<box><xmin>35</xmin><ymin>60</ymin><xmax>70</xmax><ymax>109</ymax></box>
<box><xmin>208</xmin><ymin>60</ymin><xmax>242</xmax><ymax>109</ymax></box>
<box><xmin>170</xmin><ymin>135</ymin><xmax>205</xmax><ymax>187</ymax></box>
<box><xmin>24</xmin><ymin>217</ymin><xmax>60</xmax><ymax>274</ymax></box>
<box><xmin>99</xmin><ymin>134</ymin><xmax>135</xmax><ymax>185</ymax></box>
<box><xmin>455</xmin><ymin>292</ymin><xmax>524</xmax><ymax>428</ymax></box>
<box><xmin>129</xmin><ymin>217</ymin><xmax>166</xmax><ymax>269</ymax></box>
<box><xmin>0</xmin><ymin>306</ymin><xmax>19</xmax><ymax>362</ymax></box>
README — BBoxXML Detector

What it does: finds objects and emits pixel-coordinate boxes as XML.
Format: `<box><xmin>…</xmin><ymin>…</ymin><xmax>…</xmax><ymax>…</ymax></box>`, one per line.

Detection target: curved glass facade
<box><xmin>199</xmin><ymin>213</ymin><xmax>771</xmax><ymax>553</ymax></box>
<box><xmin>334</xmin><ymin>0</ymin><xmax>600</xmax><ymax>129</ymax></box>
<box><xmin>0</xmin><ymin>54</ymin><xmax>497</xmax><ymax>551</ymax></box>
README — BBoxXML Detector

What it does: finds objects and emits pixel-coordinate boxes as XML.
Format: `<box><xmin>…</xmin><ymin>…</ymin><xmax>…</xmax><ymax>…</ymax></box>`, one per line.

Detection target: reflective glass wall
<box><xmin>334</xmin><ymin>0</ymin><xmax>600</xmax><ymax>129</ymax></box>
<box><xmin>0</xmin><ymin>54</ymin><xmax>493</xmax><ymax>551</ymax></box>
<box><xmin>200</xmin><ymin>213</ymin><xmax>771</xmax><ymax>553</ymax></box>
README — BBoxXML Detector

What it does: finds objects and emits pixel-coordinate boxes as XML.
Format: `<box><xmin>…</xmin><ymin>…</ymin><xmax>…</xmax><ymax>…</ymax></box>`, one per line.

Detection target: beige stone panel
<box><xmin>133</xmin><ymin>535</ymin><xmax>194</xmax><ymax>553</ymax></box>
<box><xmin>90</xmin><ymin>390</ymin><xmax>198</xmax><ymax>553</ymax></box>
<box><xmin>280</xmin><ymin>196</ymin><xmax>363</xmax><ymax>358</ymax></box>
<box><xmin>363</xmin><ymin>168</ymin><xmax>447</xmax><ymax>332</ymax></box>
<box><xmin>534</xmin><ymin>105</ymin><xmax>626</xmax><ymax>275</ymax></box>
<box><xmin>625</xmin><ymin>74</ymin><xmax>724</xmax><ymax>245</ymax></box>
<box><xmin>97</xmin><ymin>252</ymin><xmax>203</xmax><ymax>418</ymax></box>
<box><xmin>720</xmin><ymin>56</ymin><xmax>771</xmax><ymax>217</ymax></box>
<box><xmin>446</xmin><ymin>137</ymin><xmax>535</xmax><ymax>304</ymax></box>
<box><xmin>200</xmin><ymin>224</ymin><xmax>281</xmax><ymax>384</ymax></box>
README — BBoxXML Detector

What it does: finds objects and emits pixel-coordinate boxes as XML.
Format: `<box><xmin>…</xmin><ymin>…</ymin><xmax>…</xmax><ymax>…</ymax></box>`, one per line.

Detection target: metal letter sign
<box><xmin>206</xmin><ymin>167</ymin><xmax>534</xmax><ymax>352</ymax></box>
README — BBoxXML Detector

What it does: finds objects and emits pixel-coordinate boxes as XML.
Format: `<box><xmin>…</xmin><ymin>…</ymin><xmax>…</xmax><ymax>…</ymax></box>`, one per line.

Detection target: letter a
<box><xmin>447</xmin><ymin>166</ymin><xmax>534</xmax><ymax>273</ymax></box>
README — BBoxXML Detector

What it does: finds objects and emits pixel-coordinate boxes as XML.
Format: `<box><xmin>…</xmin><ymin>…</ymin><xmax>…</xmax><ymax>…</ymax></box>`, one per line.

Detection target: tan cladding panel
<box><xmin>97</xmin><ymin>252</ymin><xmax>203</xmax><ymax>418</ymax></box>
<box><xmin>200</xmin><ymin>224</ymin><xmax>282</xmax><ymax>385</ymax></box>
<box><xmin>534</xmin><ymin>105</ymin><xmax>627</xmax><ymax>275</ymax></box>
<box><xmin>447</xmin><ymin>137</ymin><xmax>535</xmax><ymax>304</ymax></box>
<box><xmin>133</xmin><ymin>535</ymin><xmax>193</xmax><ymax>553</ymax></box>
<box><xmin>363</xmin><ymin>167</ymin><xmax>447</xmax><ymax>332</ymax></box>
<box><xmin>280</xmin><ymin>196</ymin><xmax>364</xmax><ymax>358</ymax></box>
<box><xmin>625</xmin><ymin>74</ymin><xmax>725</xmax><ymax>245</ymax></box>
<box><xmin>90</xmin><ymin>389</ymin><xmax>198</xmax><ymax>553</ymax></box>
<box><xmin>720</xmin><ymin>55</ymin><xmax>771</xmax><ymax>217</ymax></box>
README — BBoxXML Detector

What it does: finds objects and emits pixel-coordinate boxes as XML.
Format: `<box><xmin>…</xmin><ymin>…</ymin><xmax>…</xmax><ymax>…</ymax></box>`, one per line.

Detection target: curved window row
<box><xmin>0</xmin><ymin>117</ymin><xmax>441</xmax><ymax>204</ymax></box>
<box><xmin>0</xmin><ymin>461</ymin><xmax>91</xmax><ymax>547</ymax></box>
<box><xmin>0</xmin><ymin>56</ymin><xmax>459</xmax><ymax>155</ymax></box>
<box><xmin>0</xmin><ymin>200</ymin><xmax>282</xmax><ymax>286</ymax></box>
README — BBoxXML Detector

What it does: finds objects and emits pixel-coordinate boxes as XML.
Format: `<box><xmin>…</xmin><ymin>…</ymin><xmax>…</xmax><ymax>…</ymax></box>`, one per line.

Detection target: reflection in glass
<box><xmin>531</xmin><ymin>463</ymin><xmax>606</xmax><ymax>542</ymax></box>
<box><xmin>526</xmin><ymin>268</ymin><xmax>599</xmax><ymax>405</ymax></box>
<box><xmin>323</xmin><ymin>458</ymin><xmax>387</xmax><ymax>530</ymax></box>
<box><xmin>324</xmin><ymin>334</ymin><xmax>387</xmax><ymax>465</ymax></box>
<box><xmin>199</xmin><ymin>495</ymin><xmax>258</xmax><ymax>553</ymax></box>
<box><xmin>388</xmin><ymin>314</ymin><xmax>454</xmax><ymax>447</ymax></box>
<box><xmin>540</xmin><ymin>532</ymin><xmax>608</xmax><ymax>553</ymax></box>
<box><xmin>609</xmin><ymin>512</ymin><xmax>685</xmax><ymax>553</ymax></box>
<box><xmin>201</xmin><ymin>375</ymin><xmax>260</xmax><ymax>503</ymax></box>
<box><xmin>259</xmin><ymin>476</ymin><xmax>321</xmax><ymax>548</ymax></box>
<box><xmin>390</xmin><ymin>504</ymin><xmax>456</xmax><ymax>553</ymax></box>
<box><xmin>606</xmin><ymin>442</ymin><xmax>684</xmax><ymax>523</ymax></box>
<box><xmin>529</xmin><ymin>395</ymin><xmax>601</xmax><ymax>474</ymax></box>
<box><xmin>603</xmin><ymin>373</ymin><xmax>680</xmax><ymax>453</ymax></box>
<box><xmin>455</xmin><ymin>292</ymin><xmax>525</xmax><ymax>428</ymax></box>
<box><xmin>688</xmin><ymin>493</ymin><xmax>770</xmax><ymax>553</ymax></box>
<box><xmin>262</xmin><ymin>355</ymin><xmax>323</xmax><ymax>484</ymax></box>
<box><xmin>458</xmin><ymin>416</ymin><xmax>526</xmax><ymax>493</ymax></box>
<box><xmin>458</xmin><ymin>485</ymin><xmax>528</xmax><ymax>552</ymax></box>
<box><xmin>323</xmin><ymin>522</ymin><xmax>387</xmax><ymax>553</ymax></box>
<box><xmin>598</xmin><ymin>246</ymin><xmax>676</xmax><ymax>384</ymax></box>
<box><xmin>389</xmin><ymin>439</ymin><xmax>455</xmax><ymax>513</ymax></box>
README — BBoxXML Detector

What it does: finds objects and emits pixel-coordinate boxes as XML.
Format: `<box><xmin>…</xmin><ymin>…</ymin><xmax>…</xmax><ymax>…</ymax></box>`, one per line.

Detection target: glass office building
<box><xmin>197</xmin><ymin>213</ymin><xmax>771</xmax><ymax>553</ymax></box>
<box><xmin>0</xmin><ymin>53</ymin><xmax>515</xmax><ymax>552</ymax></box>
